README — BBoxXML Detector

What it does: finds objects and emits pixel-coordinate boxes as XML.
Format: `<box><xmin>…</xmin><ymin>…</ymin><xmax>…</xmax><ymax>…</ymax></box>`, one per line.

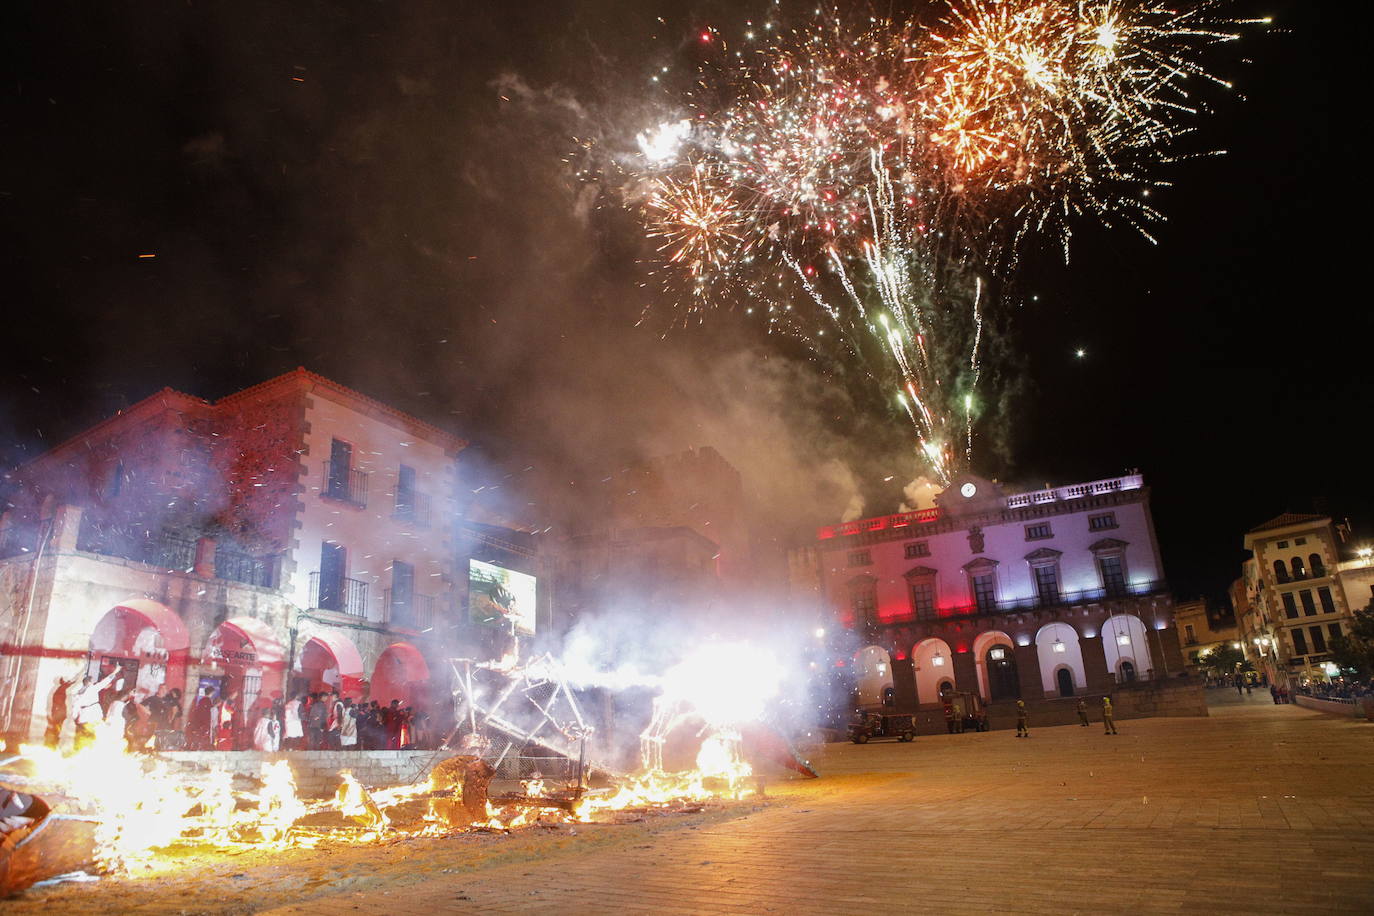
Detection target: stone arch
<box><xmin>1102</xmin><ymin>614</ymin><xmax>1152</xmax><ymax>683</ymax></box>
<box><xmin>202</xmin><ymin>617</ymin><xmax>288</xmax><ymax>716</ymax></box>
<box><xmin>293</xmin><ymin>628</ymin><xmax>366</xmax><ymax>699</ymax></box>
<box><xmin>853</xmin><ymin>645</ymin><xmax>893</xmax><ymax>707</ymax></box>
<box><xmin>972</xmin><ymin>630</ymin><xmax>1016</xmax><ymax>701</ymax></box>
<box><xmin>1035</xmin><ymin>622</ymin><xmax>1085</xmax><ymax>696</ymax></box>
<box><xmin>911</xmin><ymin>637</ymin><xmax>954</xmax><ymax>705</ymax></box>
<box><xmin>88</xmin><ymin>599</ymin><xmax>190</xmax><ymax>698</ymax></box>
<box><xmin>372</xmin><ymin>642</ymin><xmax>431</xmax><ymax>708</ymax></box>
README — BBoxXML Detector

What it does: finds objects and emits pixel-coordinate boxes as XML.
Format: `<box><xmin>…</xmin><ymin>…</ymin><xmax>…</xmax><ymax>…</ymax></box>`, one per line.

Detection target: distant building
<box><xmin>610</xmin><ymin>446</ymin><xmax>750</xmax><ymax>582</ymax></box>
<box><xmin>549</xmin><ymin>526</ymin><xmax>720</xmax><ymax>633</ymax></box>
<box><xmin>797</xmin><ymin>471</ymin><xmax>1183</xmax><ymax>707</ymax></box>
<box><xmin>1172</xmin><ymin>599</ymin><xmax>1241</xmax><ymax>675</ymax></box>
<box><xmin>1238</xmin><ymin>513</ymin><xmax>1374</xmax><ymax>686</ymax></box>
<box><xmin>0</xmin><ymin>369</ymin><xmax>463</xmax><ymax>746</ymax></box>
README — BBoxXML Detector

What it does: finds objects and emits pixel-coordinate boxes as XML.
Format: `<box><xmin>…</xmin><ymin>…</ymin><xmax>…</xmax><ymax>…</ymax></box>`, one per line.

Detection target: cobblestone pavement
<box><xmin>12</xmin><ymin>696</ymin><xmax>1374</xmax><ymax>914</ymax></box>
<box><xmin>264</xmin><ymin>697</ymin><xmax>1373</xmax><ymax>915</ymax></box>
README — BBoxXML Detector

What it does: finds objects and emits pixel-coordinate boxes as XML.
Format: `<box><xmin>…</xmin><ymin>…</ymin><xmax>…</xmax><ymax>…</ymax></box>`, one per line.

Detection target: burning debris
<box><xmin>1</xmin><ymin>642</ymin><xmax>812</xmax><ymax>895</ymax></box>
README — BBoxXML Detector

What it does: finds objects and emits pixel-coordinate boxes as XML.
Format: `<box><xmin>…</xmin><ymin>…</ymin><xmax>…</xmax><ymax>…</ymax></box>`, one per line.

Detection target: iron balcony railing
<box><xmin>873</xmin><ymin>578</ymin><xmax>1169</xmax><ymax>627</ymax></box>
<box><xmin>310</xmin><ymin>570</ymin><xmax>369</xmax><ymax>617</ymax></box>
<box><xmin>322</xmin><ymin>461</ymin><xmax>369</xmax><ymax>508</ymax></box>
<box><xmin>382</xmin><ymin>588</ymin><xmax>436</xmax><ymax>630</ymax></box>
<box><xmin>76</xmin><ymin>517</ymin><xmax>200</xmax><ymax>572</ymax></box>
<box><xmin>215</xmin><ymin>548</ymin><xmax>279</xmax><ymax>588</ymax></box>
<box><xmin>392</xmin><ymin>490</ymin><xmax>432</xmax><ymax>526</ymax></box>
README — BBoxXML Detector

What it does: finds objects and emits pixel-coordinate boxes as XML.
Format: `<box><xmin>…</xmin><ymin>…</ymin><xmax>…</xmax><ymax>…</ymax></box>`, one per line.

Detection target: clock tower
<box><xmin>934</xmin><ymin>473</ymin><xmax>1005</xmax><ymax>518</ymax></box>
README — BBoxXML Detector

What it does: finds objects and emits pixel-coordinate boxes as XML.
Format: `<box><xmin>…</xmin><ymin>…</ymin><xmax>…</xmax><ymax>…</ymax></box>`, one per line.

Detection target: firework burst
<box><xmin>613</xmin><ymin>1</ymin><xmax>1261</xmax><ymax>484</ymax></box>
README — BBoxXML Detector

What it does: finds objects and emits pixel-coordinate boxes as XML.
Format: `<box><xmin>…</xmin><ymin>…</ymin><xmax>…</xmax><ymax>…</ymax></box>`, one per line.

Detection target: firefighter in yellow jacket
<box><xmin>1102</xmin><ymin>696</ymin><xmax>1118</xmax><ymax>735</ymax></box>
<box><xmin>1015</xmin><ymin>699</ymin><xmax>1030</xmax><ymax>737</ymax></box>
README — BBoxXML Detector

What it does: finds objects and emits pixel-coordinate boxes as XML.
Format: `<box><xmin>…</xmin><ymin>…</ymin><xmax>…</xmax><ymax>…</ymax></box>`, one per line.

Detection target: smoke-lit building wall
<box><xmin>0</xmin><ymin>369</ymin><xmax>466</xmax><ymax>746</ymax></box>
<box><xmin>610</xmin><ymin>446</ymin><xmax>751</xmax><ymax>583</ymax></box>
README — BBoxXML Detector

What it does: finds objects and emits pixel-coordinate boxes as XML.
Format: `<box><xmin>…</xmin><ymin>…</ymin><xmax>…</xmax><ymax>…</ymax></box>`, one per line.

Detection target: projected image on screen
<box><xmin>469</xmin><ymin>559</ymin><xmax>536</xmax><ymax>636</ymax></box>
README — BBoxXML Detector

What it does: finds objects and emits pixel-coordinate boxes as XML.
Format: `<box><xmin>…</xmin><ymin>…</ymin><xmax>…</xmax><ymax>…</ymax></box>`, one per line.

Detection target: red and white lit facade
<box><xmin>802</xmin><ymin>471</ymin><xmax>1184</xmax><ymax>707</ymax></box>
<box><xmin>0</xmin><ymin>369</ymin><xmax>463</xmax><ymax>745</ymax></box>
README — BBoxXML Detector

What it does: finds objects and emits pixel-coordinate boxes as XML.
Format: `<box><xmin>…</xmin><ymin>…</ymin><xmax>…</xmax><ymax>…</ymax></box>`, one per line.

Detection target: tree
<box><xmin>1327</xmin><ymin>607</ymin><xmax>1374</xmax><ymax>677</ymax></box>
<box><xmin>1199</xmin><ymin>643</ymin><xmax>1244</xmax><ymax>676</ymax></box>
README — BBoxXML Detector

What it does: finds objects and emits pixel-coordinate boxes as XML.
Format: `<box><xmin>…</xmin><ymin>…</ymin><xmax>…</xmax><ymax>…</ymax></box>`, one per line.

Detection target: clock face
<box><xmin>960</xmin><ymin>482</ymin><xmax>977</xmax><ymax>498</ymax></box>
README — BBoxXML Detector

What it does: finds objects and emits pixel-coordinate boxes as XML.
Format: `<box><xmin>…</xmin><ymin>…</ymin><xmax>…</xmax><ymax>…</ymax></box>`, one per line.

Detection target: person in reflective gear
<box><xmin>1015</xmin><ymin>699</ymin><xmax>1030</xmax><ymax>737</ymax></box>
<box><xmin>1076</xmin><ymin>697</ymin><xmax>1091</xmax><ymax>727</ymax></box>
<box><xmin>1102</xmin><ymin>696</ymin><xmax>1118</xmax><ymax>735</ymax></box>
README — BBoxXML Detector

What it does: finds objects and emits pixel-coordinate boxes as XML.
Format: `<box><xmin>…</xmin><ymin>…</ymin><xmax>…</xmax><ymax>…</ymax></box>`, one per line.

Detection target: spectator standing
<box><xmin>45</xmin><ymin>675</ymin><xmax>78</xmax><ymax>749</ymax></box>
<box><xmin>253</xmin><ymin>708</ymin><xmax>282</xmax><ymax>752</ymax></box>
<box><xmin>73</xmin><ymin>669</ymin><xmax>121</xmax><ymax>749</ymax></box>
<box><xmin>306</xmin><ymin>692</ymin><xmax>328</xmax><ymax>750</ymax></box>
<box><xmin>325</xmin><ymin>691</ymin><xmax>343</xmax><ymax>750</ymax></box>
<box><xmin>339</xmin><ymin>698</ymin><xmax>358</xmax><ymax>750</ymax></box>
<box><xmin>283</xmin><ymin>694</ymin><xmax>304</xmax><ymax>750</ymax></box>
<box><xmin>1076</xmin><ymin>697</ymin><xmax>1090</xmax><ymax>727</ymax></box>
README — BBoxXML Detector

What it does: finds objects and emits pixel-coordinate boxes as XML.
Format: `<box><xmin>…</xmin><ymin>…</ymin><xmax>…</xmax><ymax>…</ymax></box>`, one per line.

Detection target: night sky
<box><xmin>0</xmin><ymin>1</ymin><xmax>1361</xmax><ymax>602</ymax></box>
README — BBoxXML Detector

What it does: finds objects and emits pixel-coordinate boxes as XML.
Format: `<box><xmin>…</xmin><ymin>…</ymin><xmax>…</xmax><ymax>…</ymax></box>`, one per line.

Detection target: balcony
<box><xmin>76</xmin><ymin>518</ymin><xmax>198</xmax><ymax>571</ymax></box>
<box><xmin>1003</xmin><ymin>474</ymin><xmax>1144</xmax><ymax>509</ymax></box>
<box><xmin>876</xmin><ymin>578</ymin><xmax>1169</xmax><ymax>627</ymax></box>
<box><xmin>310</xmin><ymin>570</ymin><xmax>369</xmax><ymax>617</ymax></box>
<box><xmin>392</xmin><ymin>490</ymin><xmax>432</xmax><ymax>527</ymax></box>
<box><xmin>215</xmin><ymin>547</ymin><xmax>278</xmax><ymax>588</ymax></box>
<box><xmin>383</xmin><ymin>588</ymin><xmax>436</xmax><ymax>630</ymax></box>
<box><xmin>322</xmin><ymin>461</ymin><xmax>369</xmax><ymax>508</ymax></box>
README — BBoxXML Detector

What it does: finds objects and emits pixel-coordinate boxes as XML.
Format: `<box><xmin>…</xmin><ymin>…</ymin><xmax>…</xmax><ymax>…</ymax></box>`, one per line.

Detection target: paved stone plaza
<box><xmin>10</xmin><ymin>695</ymin><xmax>1374</xmax><ymax>914</ymax></box>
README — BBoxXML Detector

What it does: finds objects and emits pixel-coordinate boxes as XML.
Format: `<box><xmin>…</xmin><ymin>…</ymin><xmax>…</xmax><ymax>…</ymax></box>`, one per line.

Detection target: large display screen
<box><xmin>469</xmin><ymin>559</ymin><xmax>537</xmax><ymax>636</ymax></box>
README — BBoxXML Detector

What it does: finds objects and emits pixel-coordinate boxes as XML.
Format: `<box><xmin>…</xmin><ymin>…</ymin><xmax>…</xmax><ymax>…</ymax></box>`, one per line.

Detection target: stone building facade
<box><xmin>1236</xmin><ymin>513</ymin><xmax>1374</xmax><ymax>686</ymax></box>
<box><xmin>799</xmin><ymin>472</ymin><xmax>1185</xmax><ymax>709</ymax></box>
<box><xmin>0</xmin><ymin>369</ymin><xmax>465</xmax><ymax>746</ymax></box>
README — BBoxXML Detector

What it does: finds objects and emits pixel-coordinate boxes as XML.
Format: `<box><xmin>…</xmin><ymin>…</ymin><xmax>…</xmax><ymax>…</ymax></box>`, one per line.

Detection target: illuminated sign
<box><xmin>469</xmin><ymin>559</ymin><xmax>536</xmax><ymax>637</ymax></box>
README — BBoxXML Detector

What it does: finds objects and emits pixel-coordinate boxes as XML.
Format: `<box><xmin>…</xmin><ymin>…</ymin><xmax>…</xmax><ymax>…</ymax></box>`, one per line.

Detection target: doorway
<box><xmin>1056</xmin><ymin>668</ymin><xmax>1074</xmax><ymax>697</ymax></box>
<box><xmin>986</xmin><ymin>647</ymin><xmax>1019</xmax><ymax>700</ymax></box>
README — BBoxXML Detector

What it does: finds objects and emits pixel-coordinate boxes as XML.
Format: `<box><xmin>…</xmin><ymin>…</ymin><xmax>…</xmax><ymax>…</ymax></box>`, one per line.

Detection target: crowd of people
<box><xmin>1295</xmin><ymin>679</ymin><xmax>1374</xmax><ymax>700</ymax></box>
<box><xmin>46</xmin><ymin>671</ymin><xmax>437</xmax><ymax>754</ymax></box>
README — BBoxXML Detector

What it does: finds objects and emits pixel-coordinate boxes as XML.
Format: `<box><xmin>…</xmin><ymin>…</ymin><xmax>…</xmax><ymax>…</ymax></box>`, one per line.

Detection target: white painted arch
<box><xmin>1035</xmin><ymin>622</ymin><xmax>1085</xmax><ymax>696</ymax></box>
<box><xmin>912</xmin><ymin>637</ymin><xmax>955</xmax><ymax>705</ymax></box>
<box><xmin>1102</xmin><ymin>614</ymin><xmax>1151</xmax><ymax>683</ymax></box>
<box><xmin>972</xmin><ymin>630</ymin><xmax>1015</xmax><ymax>701</ymax></box>
<box><xmin>853</xmin><ymin>645</ymin><xmax>893</xmax><ymax>706</ymax></box>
